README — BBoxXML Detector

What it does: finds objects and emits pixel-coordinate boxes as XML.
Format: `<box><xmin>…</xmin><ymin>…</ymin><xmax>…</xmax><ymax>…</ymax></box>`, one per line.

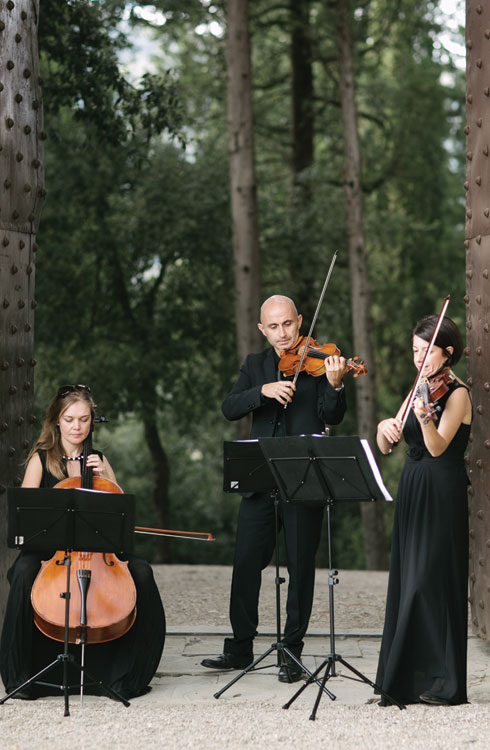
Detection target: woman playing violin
<box><xmin>0</xmin><ymin>385</ymin><xmax>165</xmax><ymax>700</ymax></box>
<box><xmin>376</xmin><ymin>315</ymin><xmax>471</xmax><ymax>706</ymax></box>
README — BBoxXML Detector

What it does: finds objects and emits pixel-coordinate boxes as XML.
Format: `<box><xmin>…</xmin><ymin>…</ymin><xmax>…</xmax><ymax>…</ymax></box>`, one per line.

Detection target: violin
<box><xmin>415</xmin><ymin>368</ymin><xmax>453</xmax><ymax>424</ymax></box>
<box><xmin>278</xmin><ymin>336</ymin><xmax>367</xmax><ymax>378</ymax></box>
<box><xmin>30</xmin><ymin>431</ymin><xmax>137</xmax><ymax>645</ymax></box>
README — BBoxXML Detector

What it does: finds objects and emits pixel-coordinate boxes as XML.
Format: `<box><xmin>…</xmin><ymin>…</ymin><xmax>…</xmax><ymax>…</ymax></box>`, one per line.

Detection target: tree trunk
<box><xmin>225</xmin><ymin>0</ymin><xmax>262</xmax><ymax>370</ymax></box>
<box><xmin>143</xmin><ymin>414</ymin><xmax>171</xmax><ymax>563</ymax></box>
<box><xmin>290</xmin><ymin>0</ymin><xmax>314</xmax><ymax>179</ymax></box>
<box><xmin>335</xmin><ymin>0</ymin><xmax>387</xmax><ymax>570</ymax></box>
<box><xmin>0</xmin><ymin>0</ymin><xmax>45</xmax><ymax>626</ymax></box>
<box><xmin>289</xmin><ymin>0</ymin><xmax>318</xmax><ymax>325</ymax></box>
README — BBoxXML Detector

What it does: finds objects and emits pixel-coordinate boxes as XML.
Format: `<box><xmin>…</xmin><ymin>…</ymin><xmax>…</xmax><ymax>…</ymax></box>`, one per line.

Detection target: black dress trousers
<box><xmin>224</xmin><ymin>492</ymin><xmax>324</xmax><ymax>660</ymax></box>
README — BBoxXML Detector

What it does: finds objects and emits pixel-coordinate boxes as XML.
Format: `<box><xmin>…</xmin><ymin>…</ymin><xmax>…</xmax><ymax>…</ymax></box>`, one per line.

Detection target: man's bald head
<box><xmin>260</xmin><ymin>295</ymin><xmax>298</xmax><ymax>324</ymax></box>
<box><xmin>258</xmin><ymin>296</ymin><xmax>302</xmax><ymax>355</ymax></box>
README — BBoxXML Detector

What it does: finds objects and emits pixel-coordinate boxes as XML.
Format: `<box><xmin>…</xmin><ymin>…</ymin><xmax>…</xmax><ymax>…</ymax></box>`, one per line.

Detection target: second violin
<box><xmin>415</xmin><ymin>367</ymin><xmax>453</xmax><ymax>424</ymax></box>
<box><xmin>278</xmin><ymin>336</ymin><xmax>367</xmax><ymax>378</ymax></box>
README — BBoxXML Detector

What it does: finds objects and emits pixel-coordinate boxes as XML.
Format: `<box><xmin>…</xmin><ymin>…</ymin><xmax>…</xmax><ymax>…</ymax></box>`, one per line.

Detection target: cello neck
<box><xmin>80</xmin><ymin>433</ymin><xmax>93</xmax><ymax>489</ymax></box>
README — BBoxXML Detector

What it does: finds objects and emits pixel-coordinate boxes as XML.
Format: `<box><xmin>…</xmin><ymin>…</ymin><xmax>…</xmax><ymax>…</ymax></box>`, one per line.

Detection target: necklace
<box><xmin>63</xmin><ymin>454</ymin><xmax>83</xmax><ymax>461</ymax></box>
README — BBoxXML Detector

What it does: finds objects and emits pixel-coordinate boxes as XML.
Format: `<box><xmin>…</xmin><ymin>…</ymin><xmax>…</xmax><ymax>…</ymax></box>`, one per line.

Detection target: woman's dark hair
<box><xmin>412</xmin><ymin>315</ymin><xmax>464</xmax><ymax>367</ymax></box>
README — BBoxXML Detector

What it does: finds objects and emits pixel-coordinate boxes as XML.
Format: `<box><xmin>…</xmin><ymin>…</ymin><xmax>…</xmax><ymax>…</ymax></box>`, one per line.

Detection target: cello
<box><xmin>30</xmin><ymin>428</ymin><xmax>137</xmax><ymax>646</ymax></box>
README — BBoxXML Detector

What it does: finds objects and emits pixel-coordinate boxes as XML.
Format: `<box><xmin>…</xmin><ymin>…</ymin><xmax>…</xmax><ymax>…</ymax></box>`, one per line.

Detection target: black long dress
<box><xmin>0</xmin><ymin>451</ymin><xmax>166</xmax><ymax>700</ymax></box>
<box><xmin>376</xmin><ymin>382</ymin><xmax>470</xmax><ymax>705</ymax></box>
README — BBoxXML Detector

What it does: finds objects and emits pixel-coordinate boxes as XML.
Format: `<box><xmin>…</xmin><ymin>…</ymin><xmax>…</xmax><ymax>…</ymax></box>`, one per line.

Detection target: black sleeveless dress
<box><xmin>0</xmin><ymin>451</ymin><xmax>166</xmax><ymax>700</ymax></box>
<box><xmin>376</xmin><ymin>382</ymin><xmax>470</xmax><ymax>705</ymax></box>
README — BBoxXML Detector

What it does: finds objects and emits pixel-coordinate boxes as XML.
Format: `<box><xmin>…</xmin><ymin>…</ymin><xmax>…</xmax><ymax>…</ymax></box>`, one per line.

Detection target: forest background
<box><xmin>31</xmin><ymin>0</ymin><xmax>466</xmax><ymax>569</ymax></box>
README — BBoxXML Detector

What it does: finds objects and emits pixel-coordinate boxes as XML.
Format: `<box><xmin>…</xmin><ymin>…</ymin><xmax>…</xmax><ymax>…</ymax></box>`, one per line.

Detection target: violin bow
<box><xmin>289</xmin><ymin>251</ymin><xmax>338</xmax><ymax>392</ymax></box>
<box><xmin>399</xmin><ymin>294</ymin><xmax>451</xmax><ymax>430</ymax></box>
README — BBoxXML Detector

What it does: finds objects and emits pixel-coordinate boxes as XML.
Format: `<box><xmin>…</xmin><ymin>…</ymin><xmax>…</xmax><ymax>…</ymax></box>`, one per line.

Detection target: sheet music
<box><xmin>360</xmin><ymin>439</ymin><xmax>394</xmax><ymax>502</ymax></box>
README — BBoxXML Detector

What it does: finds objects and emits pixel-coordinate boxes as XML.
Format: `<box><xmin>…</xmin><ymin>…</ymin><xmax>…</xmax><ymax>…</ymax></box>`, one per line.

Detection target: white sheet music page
<box><xmin>360</xmin><ymin>439</ymin><xmax>394</xmax><ymax>503</ymax></box>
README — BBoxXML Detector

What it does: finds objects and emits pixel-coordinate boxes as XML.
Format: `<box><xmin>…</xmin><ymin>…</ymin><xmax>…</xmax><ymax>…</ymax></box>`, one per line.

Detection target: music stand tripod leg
<box><xmin>334</xmin><ymin>656</ymin><xmax>405</xmax><ymax>710</ymax></box>
<box><xmin>282</xmin><ymin>658</ymin><xmax>336</xmax><ymax>710</ymax></box>
<box><xmin>34</xmin><ymin>652</ymin><xmax>132</xmax><ymax>707</ymax></box>
<box><xmin>213</xmin><ymin>645</ymin><xmax>276</xmax><ymax>699</ymax></box>
<box><xmin>309</xmin><ymin>658</ymin><xmax>336</xmax><ymax>720</ymax></box>
<box><xmin>0</xmin><ymin>658</ymin><xmax>59</xmax><ymax>704</ymax></box>
<box><xmin>66</xmin><ymin>659</ymin><xmax>132</xmax><ymax>706</ymax></box>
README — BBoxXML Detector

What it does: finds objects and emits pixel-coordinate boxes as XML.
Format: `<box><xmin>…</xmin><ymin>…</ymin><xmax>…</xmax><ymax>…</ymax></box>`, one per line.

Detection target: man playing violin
<box><xmin>201</xmin><ymin>295</ymin><xmax>348</xmax><ymax>682</ymax></box>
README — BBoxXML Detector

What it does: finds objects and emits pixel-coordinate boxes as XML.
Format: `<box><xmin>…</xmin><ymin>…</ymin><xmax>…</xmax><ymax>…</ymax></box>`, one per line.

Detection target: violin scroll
<box><xmin>345</xmin><ymin>356</ymin><xmax>367</xmax><ymax>379</ymax></box>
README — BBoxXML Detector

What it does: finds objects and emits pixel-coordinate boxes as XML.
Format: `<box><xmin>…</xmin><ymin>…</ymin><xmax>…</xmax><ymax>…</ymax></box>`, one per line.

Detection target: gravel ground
<box><xmin>154</xmin><ymin>565</ymin><xmax>390</xmax><ymax>632</ymax></box>
<box><xmin>1</xmin><ymin>566</ymin><xmax>488</xmax><ymax>750</ymax></box>
<box><xmin>2</xmin><ymin>699</ymin><xmax>490</xmax><ymax>750</ymax></box>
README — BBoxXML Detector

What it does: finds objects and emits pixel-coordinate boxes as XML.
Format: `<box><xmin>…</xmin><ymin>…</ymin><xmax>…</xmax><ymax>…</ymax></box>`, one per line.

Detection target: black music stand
<box><xmin>223</xmin><ymin>438</ymin><xmax>277</xmax><ymax>495</ymax></box>
<box><xmin>1</xmin><ymin>487</ymin><xmax>135</xmax><ymax>716</ymax></box>
<box><xmin>257</xmin><ymin>434</ymin><xmax>404</xmax><ymax>717</ymax></box>
<box><xmin>215</xmin><ymin>440</ymin><xmax>333</xmax><ymax>700</ymax></box>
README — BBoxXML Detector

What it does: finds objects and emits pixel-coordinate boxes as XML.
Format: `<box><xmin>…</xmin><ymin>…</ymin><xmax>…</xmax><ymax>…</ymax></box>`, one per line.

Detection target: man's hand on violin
<box><xmin>324</xmin><ymin>355</ymin><xmax>347</xmax><ymax>389</ymax></box>
<box><xmin>261</xmin><ymin>380</ymin><xmax>296</xmax><ymax>405</ymax></box>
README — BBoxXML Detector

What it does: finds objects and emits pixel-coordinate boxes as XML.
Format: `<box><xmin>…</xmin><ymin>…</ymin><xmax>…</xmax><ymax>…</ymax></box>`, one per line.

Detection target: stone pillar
<box><xmin>0</xmin><ymin>0</ymin><xmax>45</xmax><ymax>625</ymax></box>
<box><xmin>465</xmin><ymin>0</ymin><xmax>490</xmax><ymax>639</ymax></box>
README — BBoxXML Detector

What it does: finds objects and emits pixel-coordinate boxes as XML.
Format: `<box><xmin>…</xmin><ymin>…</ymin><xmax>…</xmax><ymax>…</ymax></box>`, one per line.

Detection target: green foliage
<box><xmin>36</xmin><ymin>129</ymin><xmax>235</xmax><ymax>409</ymax></box>
<box><xmin>39</xmin><ymin>0</ymin><xmax>184</xmax><ymax>144</ymax></box>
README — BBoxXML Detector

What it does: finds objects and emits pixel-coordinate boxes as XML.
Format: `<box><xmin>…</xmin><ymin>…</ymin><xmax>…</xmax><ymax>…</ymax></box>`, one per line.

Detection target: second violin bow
<box><xmin>399</xmin><ymin>294</ymin><xmax>451</xmax><ymax>429</ymax></box>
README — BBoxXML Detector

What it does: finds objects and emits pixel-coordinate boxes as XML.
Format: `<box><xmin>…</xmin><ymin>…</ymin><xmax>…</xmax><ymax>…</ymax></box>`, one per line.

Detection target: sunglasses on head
<box><xmin>57</xmin><ymin>384</ymin><xmax>92</xmax><ymax>398</ymax></box>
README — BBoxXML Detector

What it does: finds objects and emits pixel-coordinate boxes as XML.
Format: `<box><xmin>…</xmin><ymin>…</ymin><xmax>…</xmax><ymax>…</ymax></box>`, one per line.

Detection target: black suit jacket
<box><xmin>222</xmin><ymin>347</ymin><xmax>346</xmax><ymax>437</ymax></box>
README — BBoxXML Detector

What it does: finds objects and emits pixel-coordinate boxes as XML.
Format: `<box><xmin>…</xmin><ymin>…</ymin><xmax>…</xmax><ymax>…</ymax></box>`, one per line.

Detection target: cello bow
<box><xmin>134</xmin><ymin>526</ymin><xmax>215</xmax><ymax>542</ymax></box>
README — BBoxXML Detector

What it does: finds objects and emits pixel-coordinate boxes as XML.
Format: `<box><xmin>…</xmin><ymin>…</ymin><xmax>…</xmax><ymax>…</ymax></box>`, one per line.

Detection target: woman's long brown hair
<box><xmin>26</xmin><ymin>389</ymin><xmax>96</xmax><ymax>480</ymax></box>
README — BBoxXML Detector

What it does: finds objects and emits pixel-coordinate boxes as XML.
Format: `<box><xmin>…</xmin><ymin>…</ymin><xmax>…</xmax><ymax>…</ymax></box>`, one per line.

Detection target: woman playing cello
<box><xmin>0</xmin><ymin>384</ymin><xmax>165</xmax><ymax>700</ymax></box>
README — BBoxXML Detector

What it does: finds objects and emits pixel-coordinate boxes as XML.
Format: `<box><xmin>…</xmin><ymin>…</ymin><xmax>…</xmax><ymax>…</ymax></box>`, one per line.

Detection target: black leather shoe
<box><xmin>278</xmin><ymin>656</ymin><xmax>305</xmax><ymax>683</ymax></box>
<box><xmin>201</xmin><ymin>653</ymin><xmax>252</xmax><ymax>670</ymax></box>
